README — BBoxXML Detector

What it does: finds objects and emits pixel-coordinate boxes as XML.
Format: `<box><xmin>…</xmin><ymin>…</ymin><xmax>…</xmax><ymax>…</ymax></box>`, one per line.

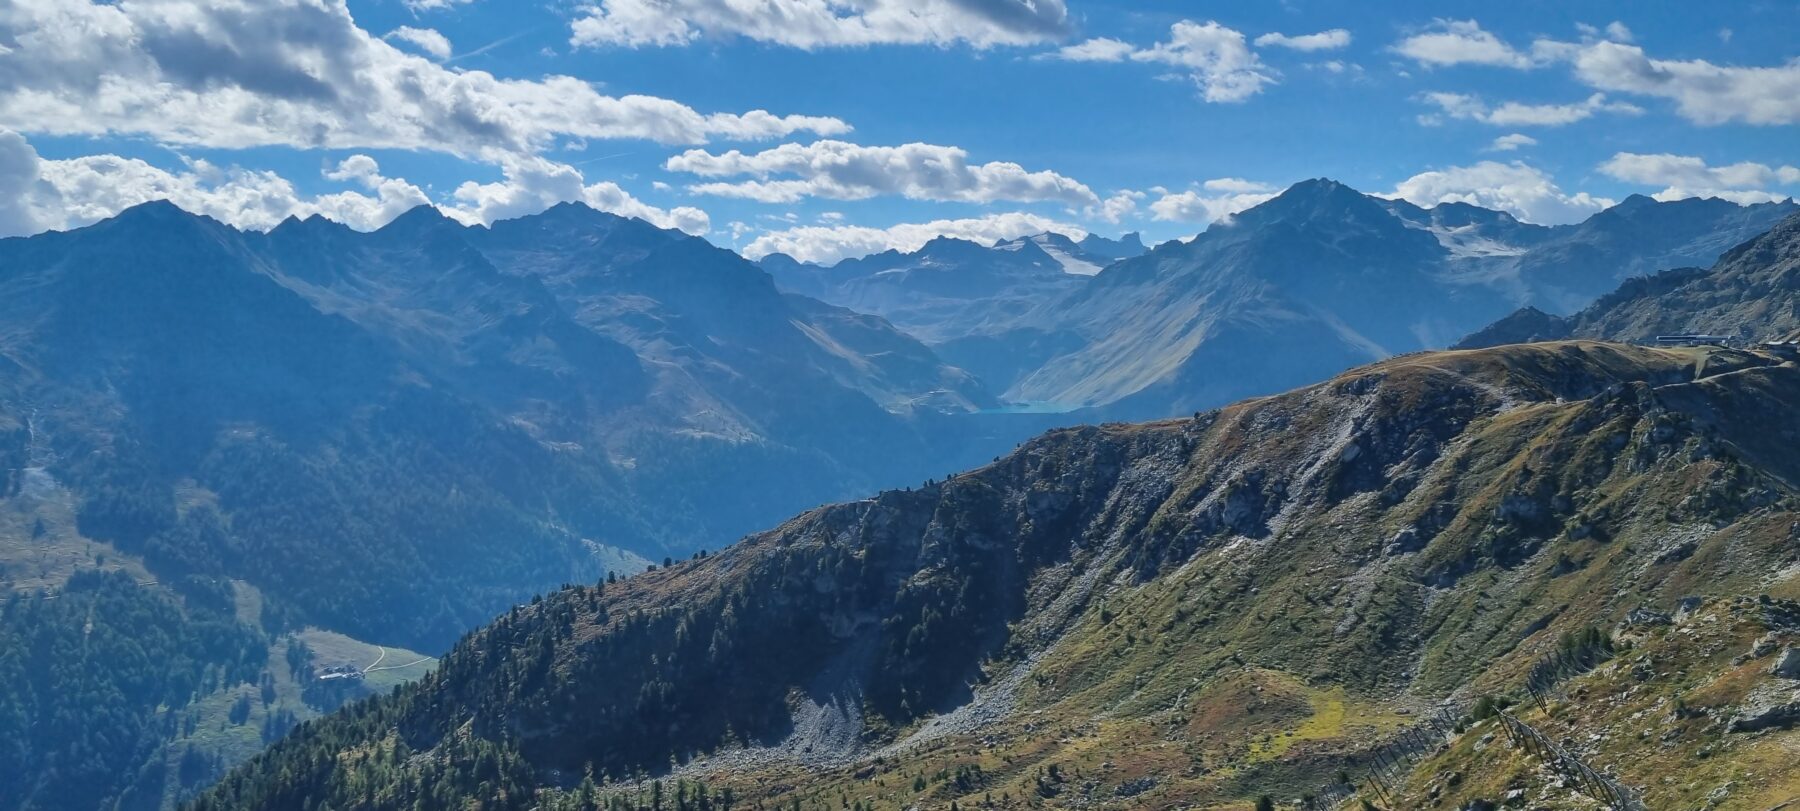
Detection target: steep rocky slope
<box><xmin>195</xmin><ymin>341</ymin><xmax>1800</xmax><ymax>810</ymax></box>
<box><xmin>1461</xmin><ymin>210</ymin><xmax>1800</xmax><ymax>348</ymax></box>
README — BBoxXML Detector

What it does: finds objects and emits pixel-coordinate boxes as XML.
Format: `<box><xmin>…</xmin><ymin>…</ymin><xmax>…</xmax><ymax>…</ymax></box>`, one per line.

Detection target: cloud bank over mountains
<box><xmin>0</xmin><ymin>130</ymin><xmax>709</xmax><ymax>237</ymax></box>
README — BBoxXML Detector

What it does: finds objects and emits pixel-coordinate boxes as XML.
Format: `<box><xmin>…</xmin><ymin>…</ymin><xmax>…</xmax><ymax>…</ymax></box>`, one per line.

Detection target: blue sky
<box><xmin>1</xmin><ymin>0</ymin><xmax>1796</xmax><ymax>263</ymax></box>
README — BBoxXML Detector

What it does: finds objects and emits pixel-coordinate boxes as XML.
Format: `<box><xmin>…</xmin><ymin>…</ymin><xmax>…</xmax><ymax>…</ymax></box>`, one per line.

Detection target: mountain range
<box><xmin>0</xmin><ymin>201</ymin><xmax>1076</xmax><ymax>809</ymax></box>
<box><xmin>758</xmin><ymin>231</ymin><xmax>1145</xmax><ymax>345</ymax></box>
<box><xmin>1459</xmin><ymin>206</ymin><xmax>1800</xmax><ymax>348</ymax></box>
<box><xmin>0</xmin><ymin>199</ymin><xmax>1041</xmax><ymax>651</ymax></box>
<box><xmin>914</xmin><ymin>182</ymin><xmax>1792</xmax><ymax>419</ymax></box>
<box><xmin>5</xmin><ymin>183</ymin><xmax>1799</xmax><ymax>811</ymax></box>
<box><xmin>189</xmin><ymin>199</ymin><xmax>1800</xmax><ymax>811</ymax></box>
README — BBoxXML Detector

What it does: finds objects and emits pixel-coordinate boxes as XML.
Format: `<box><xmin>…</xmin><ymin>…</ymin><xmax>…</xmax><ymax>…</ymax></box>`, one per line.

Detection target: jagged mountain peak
<box><xmin>88</xmin><ymin>199</ymin><xmax>233</xmax><ymax>242</ymax></box>
<box><xmin>1205</xmin><ymin>177</ymin><xmax>1430</xmax><ymax>248</ymax></box>
<box><xmin>1250</xmin><ymin>177</ymin><xmax>1388</xmax><ymax>217</ymax></box>
<box><xmin>516</xmin><ymin>200</ymin><xmax>659</xmax><ymax>235</ymax></box>
<box><xmin>1283</xmin><ymin>175</ymin><xmax>1352</xmax><ymax>193</ymax></box>
<box><xmin>107</xmin><ymin>198</ymin><xmax>192</xmax><ymax>222</ymax></box>
<box><xmin>375</xmin><ymin>203</ymin><xmax>461</xmax><ymax>236</ymax></box>
<box><xmin>915</xmin><ymin>234</ymin><xmax>991</xmax><ymax>256</ymax></box>
<box><xmin>268</xmin><ymin>212</ymin><xmax>356</xmax><ymax>242</ymax></box>
<box><xmin>1076</xmin><ymin>230</ymin><xmax>1147</xmax><ymax>261</ymax></box>
<box><xmin>1012</xmin><ymin>231</ymin><xmax>1082</xmax><ymax>252</ymax></box>
<box><xmin>537</xmin><ymin>199</ymin><xmax>602</xmax><ymax>219</ymax></box>
<box><xmin>1587</xmin><ymin>193</ymin><xmax>1792</xmax><ymax>229</ymax></box>
<box><xmin>481</xmin><ymin>201</ymin><xmax>691</xmax><ymax>261</ymax></box>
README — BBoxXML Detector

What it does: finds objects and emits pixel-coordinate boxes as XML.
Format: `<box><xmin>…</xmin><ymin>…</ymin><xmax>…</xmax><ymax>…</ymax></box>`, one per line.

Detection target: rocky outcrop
<box><xmin>1774</xmin><ymin>648</ymin><xmax>1800</xmax><ymax>680</ymax></box>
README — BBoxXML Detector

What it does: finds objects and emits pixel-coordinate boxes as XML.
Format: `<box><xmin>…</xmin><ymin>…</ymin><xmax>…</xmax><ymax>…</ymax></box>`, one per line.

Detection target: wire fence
<box><xmin>1299</xmin><ymin>706</ymin><xmax>1462</xmax><ymax>811</ymax></box>
<box><xmin>1493</xmin><ymin>710</ymin><xmax>1646</xmax><ymax>811</ymax></box>
<box><xmin>1523</xmin><ymin>635</ymin><xmax>1615</xmax><ymax>712</ymax></box>
<box><xmin>1298</xmin><ymin>703</ymin><xmax>1647</xmax><ymax>811</ymax></box>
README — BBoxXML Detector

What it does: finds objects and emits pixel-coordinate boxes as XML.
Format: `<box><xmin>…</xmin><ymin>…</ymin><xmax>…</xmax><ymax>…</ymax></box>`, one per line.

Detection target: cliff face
<box><xmin>198</xmin><ymin>341</ymin><xmax>1800</xmax><ymax>811</ymax></box>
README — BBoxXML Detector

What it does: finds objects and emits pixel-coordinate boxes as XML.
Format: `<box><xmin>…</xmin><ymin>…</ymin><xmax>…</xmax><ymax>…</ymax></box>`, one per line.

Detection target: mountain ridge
<box><xmin>1458</xmin><ymin>209</ymin><xmax>1800</xmax><ymax>348</ymax></box>
<box><xmin>936</xmin><ymin>180</ymin><xmax>1796</xmax><ymax>419</ymax></box>
<box><xmin>0</xmin><ymin>199</ymin><xmax>1038</xmax><ymax>653</ymax></box>
<box><xmin>192</xmin><ymin>338</ymin><xmax>1800</xmax><ymax>810</ymax></box>
<box><xmin>758</xmin><ymin>229</ymin><xmax>1140</xmax><ymax>345</ymax></box>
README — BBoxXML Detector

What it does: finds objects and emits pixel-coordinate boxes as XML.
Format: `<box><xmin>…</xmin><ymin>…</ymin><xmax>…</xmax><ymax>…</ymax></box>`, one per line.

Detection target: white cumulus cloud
<box><xmin>1391</xmin><ymin>19</ymin><xmax>1539</xmax><ymax>69</ymax></box>
<box><xmin>1563</xmin><ymin>40</ymin><xmax>1800</xmax><ymax>126</ymax></box>
<box><xmin>1486</xmin><ymin>133</ymin><xmax>1538</xmax><ymax>152</ymax></box>
<box><xmin>665</xmin><ymin>140</ymin><xmax>1099</xmax><ymax>207</ymax></box>
<box><xmin>1148</xmin><ymin>179</ymin><xmax>1278</xmax><ymax>224</ymax></box>
<box><xmin>1597</xmin><ymin>152</ymin><xmax>1800</xmax><ymax>205</ymax></box>
<box><xmin>1132</xmin><ymin>21</ymin><xmax>1275</xmax><ymax>103</ymax></box>
<box><xmin>0</xmin><ymin>131</ymin><xmax>49</xmax><ymax>236</ymax></box>
<box><xmin>1384</xmin><ymin>161</ymin><xmax>1612</xmax><ymax>225</ymax></box>
<box><xmin>1049</xmin><ymin>37</ymin><xmax>1135</xmax><ymax>62</ymax></box>
<box><xmin>313</xmin><ymin>155</ymin><xmax>434</xmax><ymax>230</ymax></box>
<box><xmin>1418</xmin><ymin>91</ymin><xmax>1641</xmax><ymax>127</ymax></box>
<box><xmin>569</xmin><ymin>0</ymin><xmax>1071</xmax><ymax>50</ymax></box>
<box><xmin>0</xmin><ymin>129</ymin><xmax>705</xmax><ymax>237</ymax></box>
<box><xmin>0</xmin><ymin>131</ymin><xmax>420</xmax><ymax>234</ymax></box>
<box><xmin>742</xmin><ymin>212</ymin><xmax>1085</xmax><ymax>264</ymax></box>
<box><xmin>1088</xmin><ymin>190</ymin><xmax>1144</xmax><ymax>224</ymax></box>
<box><xmin>1254</xmin><ymin>29</ymin><xmax>1351</xmax><ymax>52</ymax></box>
<box><xmin>384</xmin><ymin>26</ymin><xmax>452</xmax><ymax>60</ymax></box>
<box><xmin>1393</xmin><ymin>20</ymin><xmax>1800</xmax><ymax>126</ymax></box>
<box><xmin>446</xmin><ymin>154</ymin><xmax>710</xmax><ymax>233</ymax></box>
<box><xmin>1048</xmin><ymin>21</ymin><xmax>1276</xmax><ymax>103</ymax></box>
<box><xmin>0</xmin><ymin>0</ymin><xmax>848</xmax><ymax>160</ymax></box>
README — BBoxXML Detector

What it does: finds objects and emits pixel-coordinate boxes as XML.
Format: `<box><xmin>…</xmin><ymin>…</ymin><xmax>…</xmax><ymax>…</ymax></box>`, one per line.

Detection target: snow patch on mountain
<box><xmin>991</xmin><ymin>232</ymin><xmax>1114</xmax><ymax>275</ymax></box>
<box><xmin>1425</xmin><ymin>223</ymin><xmax>1530</xmax><ymax>258</ymax></box>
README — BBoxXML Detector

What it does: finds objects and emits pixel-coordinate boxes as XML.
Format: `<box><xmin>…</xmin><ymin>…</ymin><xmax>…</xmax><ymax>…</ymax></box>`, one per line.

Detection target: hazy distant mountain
<box><xmin>991</xmin><ymin>231</ymin><xmax>1121</xmax><ymax>275</ymax></box>
<box><xmin>1003</xmin><ymin>179</ymin><xmax>1482</xmax><ymax>415</ymax></box>
<box><xmin>758</xmin><ymin>231</ymin><xmax>1139</xmax><ymax>344</ymax></box>
<box><xmin>0</xmin><ymin>201</ymin><xmax>1020</xmax><ymax>650</ymax></box>
<box><xmin>1412</xmin><ymin>193</ymin><xmax>1800</xmax><ymax>313</ymax></box>
<box><xmin>947</xmin><ymin>180</ymin><xmax>1795</xmax><ymax>419</ymax></box>
<box><xmin>0</xmin><ymin>201</ymin><xmax>1074</xmax><ymax>810</ymax></box>
<box><xmin>1076</xmin><ymin>230</ymin><xmax>1148</xmax><ymax>261</ymax></box>
<box><xmin>1459</xmin><ymin>209</ymin><xmax>1800</xmax><ymax>348</ymax></box>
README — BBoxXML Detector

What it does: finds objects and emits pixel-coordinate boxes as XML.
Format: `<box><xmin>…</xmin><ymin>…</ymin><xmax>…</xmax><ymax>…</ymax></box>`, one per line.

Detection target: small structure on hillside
<box><xmin>1758</xmin><ymin>339</ymin><xmax>1800</xmax><ymax>359</ymax></box>
<box><xmin>318</xmin><ymin>664</ymin><xmax>364</xmax><ymax>682</ymax></box>
<box><xmin>1654</xmin><ymin>334</ymin><xmax>1735</xmax><ymax>347</ymax></box>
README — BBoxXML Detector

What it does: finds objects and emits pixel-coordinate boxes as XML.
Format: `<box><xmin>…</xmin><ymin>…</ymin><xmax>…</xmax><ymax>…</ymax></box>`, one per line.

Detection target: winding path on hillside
<box><xmin>361</xmin><ymin>645</ymin><xmax>433</xmax><ymax>674</ymax></box>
